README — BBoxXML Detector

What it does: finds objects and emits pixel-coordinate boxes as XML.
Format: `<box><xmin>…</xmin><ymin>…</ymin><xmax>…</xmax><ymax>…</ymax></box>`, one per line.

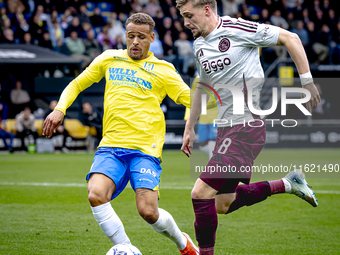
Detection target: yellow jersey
<box><xmin>55</xmin><ymin>49</ymin><xmax>190</xmax><ymax>159</ymax></box>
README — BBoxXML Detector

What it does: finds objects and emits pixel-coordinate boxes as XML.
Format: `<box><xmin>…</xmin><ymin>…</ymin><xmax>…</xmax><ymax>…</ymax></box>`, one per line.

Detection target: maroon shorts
<box><xmin>199</xmin><ymin>123</ymin><xmax>266</xmax><ymax>194</ymax></box>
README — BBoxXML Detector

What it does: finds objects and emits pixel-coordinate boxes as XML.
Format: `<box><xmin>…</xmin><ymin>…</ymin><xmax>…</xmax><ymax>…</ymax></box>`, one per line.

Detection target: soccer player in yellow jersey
<box><xmin>43</xmin><ymin>13</ymin><xmax>198</xmax><ymax>255</ymax></box>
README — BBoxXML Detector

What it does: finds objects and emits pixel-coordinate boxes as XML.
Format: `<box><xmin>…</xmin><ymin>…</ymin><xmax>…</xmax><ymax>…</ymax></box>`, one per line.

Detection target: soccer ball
<box><xmin>106</xmin><ymin>243</ymin><xmax>142</xmax><ymax>255</ymax></box>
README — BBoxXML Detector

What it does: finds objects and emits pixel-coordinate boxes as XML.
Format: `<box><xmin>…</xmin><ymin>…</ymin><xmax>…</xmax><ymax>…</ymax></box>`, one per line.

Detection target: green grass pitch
<box><xmin>1</xmin><ymin>148</ymin><xmax>340</xmax><ymax>254</ymax></box>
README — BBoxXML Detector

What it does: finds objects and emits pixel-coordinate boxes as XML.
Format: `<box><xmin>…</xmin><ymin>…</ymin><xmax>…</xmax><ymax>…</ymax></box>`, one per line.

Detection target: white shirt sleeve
<box><xmin>229</xmin><ymin>18</ymin><xmax>281</xmax><ymax>48</ymax></box>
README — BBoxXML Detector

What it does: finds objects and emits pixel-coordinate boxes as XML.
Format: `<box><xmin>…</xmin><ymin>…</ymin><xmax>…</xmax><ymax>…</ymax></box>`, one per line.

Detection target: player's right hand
<box><xmin>42</xmin><ymin>110</ymin><xmax>65</xmax><ymax>138</ymax></box>
<box><xmin>181</xmin><ymin>126</ymin><xmax>195</xmax><ymax>157</ymax></box>
<box><xmin>302</xmin><ymin>83</ymin><xmax>321</xmax><ymax>113</ymax></box>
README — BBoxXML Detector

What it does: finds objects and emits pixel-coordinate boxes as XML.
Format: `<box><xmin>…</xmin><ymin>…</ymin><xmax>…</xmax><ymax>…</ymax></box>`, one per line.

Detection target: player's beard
<box><xmin>129</xmin><ymin>48</ymin><xmax>144</xmax><ymax>60</ymax></box>
<box><xmin>191</xmin><ymin>28</ymin><xmax>201</xmax><ymax>39</ymax></box>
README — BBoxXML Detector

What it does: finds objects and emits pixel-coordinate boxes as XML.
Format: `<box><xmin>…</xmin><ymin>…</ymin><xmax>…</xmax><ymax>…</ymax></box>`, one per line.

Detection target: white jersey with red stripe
<box><xmin>194</xmin><ymin>16</ymin><xmax>280</xmax><ymax>126</ymax></box>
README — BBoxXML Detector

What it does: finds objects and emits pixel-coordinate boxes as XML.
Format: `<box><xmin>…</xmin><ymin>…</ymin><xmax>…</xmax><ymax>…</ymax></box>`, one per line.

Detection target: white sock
<box><xmin>208</xmin><ymin>140</ymin><xmax>216</xmax><ymax>158</ymax></box>
<box><xmin>150</xmin><ymin>208</ymin><xmax>187</xmax><ymax>250</ymax></box>
<box><xmin>282</xmin><ymin>178</ymin><xmax>292</xmax><ymax>193</ymax></box>
<box><xmin>91</xmin><ymin>202</ymin><xmax>131</xmax><ymax>245</ymax></box>
<box><xmin>199</xmin><ymin>144</ymin><xmax>210</xmax><ymax>157</ymax></box>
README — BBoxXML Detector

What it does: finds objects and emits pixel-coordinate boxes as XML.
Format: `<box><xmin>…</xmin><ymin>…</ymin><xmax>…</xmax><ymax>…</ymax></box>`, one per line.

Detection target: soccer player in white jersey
<box><xmin>43</xmin><ymin>13</ymin><xmax>198</xmax><ymax>255</ymax></box>
<box><xmin>176</xmin><ymin>1</ymin><xmax>321</xmax><ymax>254</ymax></box>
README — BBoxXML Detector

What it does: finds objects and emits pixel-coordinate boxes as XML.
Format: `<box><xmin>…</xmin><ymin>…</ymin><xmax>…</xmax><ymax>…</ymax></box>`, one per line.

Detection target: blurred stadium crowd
<box><xmin>0</xmin><ymin>0</ymin><xmax>339</xmax><ymax>152</ymax></box>
<box><xmin>1</xmin><ymin>0</ymin><xmax>340</xmax><ymax>72</ymax></box>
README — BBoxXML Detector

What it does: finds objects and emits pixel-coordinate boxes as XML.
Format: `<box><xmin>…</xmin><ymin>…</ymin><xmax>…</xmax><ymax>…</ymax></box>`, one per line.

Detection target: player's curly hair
<box><xmin>175</xmin><ymin>0</ymin><xmax>217</xmax><ymax>12</ymax></box>
<box><xmin>126</xmin><ymin>13</ymin><xmax>155</xmax><ymax>33</ymax></box>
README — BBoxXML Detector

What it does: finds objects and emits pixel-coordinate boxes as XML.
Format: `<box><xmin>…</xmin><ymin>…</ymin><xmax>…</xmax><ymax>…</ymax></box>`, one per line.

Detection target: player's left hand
<box><xmin>302</xmin><ymin>83</ymin><xmax>321</xmax><ymax>113</ymax></box>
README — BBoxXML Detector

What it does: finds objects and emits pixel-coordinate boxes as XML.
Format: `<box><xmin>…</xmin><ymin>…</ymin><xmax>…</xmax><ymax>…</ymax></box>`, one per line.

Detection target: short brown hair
<box><xmin>176</xmin><ymin>0</ymin><xmax>217</xmax><ymax>12</ymax></box>
<box><xmin>125</xmin><ymin>13</ymin><xmax>155</xmax><ymax>33</ymax></box>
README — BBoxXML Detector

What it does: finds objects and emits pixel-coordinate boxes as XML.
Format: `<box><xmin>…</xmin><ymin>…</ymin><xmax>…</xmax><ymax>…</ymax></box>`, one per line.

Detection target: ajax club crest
<box><xmin>218</xmin><ymin>38</ymin><xmax>230</xmax><ymax>52</ymax></box>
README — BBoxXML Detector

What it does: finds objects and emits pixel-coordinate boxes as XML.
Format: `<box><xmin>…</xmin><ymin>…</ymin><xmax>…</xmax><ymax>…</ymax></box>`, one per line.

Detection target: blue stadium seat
<box><xmin>24</xmin><ymin>13</ymin><xmax>31</xmax><ymax>21</ymax></box>
<box><xmin>102</xmin><ymin>15</ymin><xmax>109</xmax><ymax>23</ymax></box>
<box><xmin>97</xmin><ymin>2</ymin><xmax>114</xmax><ymax>12</ymax></box>
<box><xmin>248</xmin><ymin>5</ymin><xmax>260</xmax><ymax>15</ymax></box>
<box><xmin>93</xmin><ymin>26</ymin><xmax>102</xmax><ymax>35</ymax></box>
<box><xmin>85</xmin><ymin>1</ymin><xmax>96</xmax><ymax>12</ymax></box>
<box><xmin>248</xmin><ymin>5</ymin><xmax>260</xmax><ymax>20</ymax></box>
<box><xmin>7</xmin><ymin>13</ymin><xmax>14</xmax><ymax>20</ymax></box>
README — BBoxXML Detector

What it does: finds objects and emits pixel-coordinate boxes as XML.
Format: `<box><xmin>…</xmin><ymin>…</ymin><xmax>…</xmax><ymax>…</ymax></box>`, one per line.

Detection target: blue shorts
<box><xmin>86</xmin><ymin>147</ymin><xmax>162</xmax><ymax>200</ymax></box>
<box><xmin>197</xmin><ymin>123</ymin><xmax>218</xmax><ymax>143</ymax></box>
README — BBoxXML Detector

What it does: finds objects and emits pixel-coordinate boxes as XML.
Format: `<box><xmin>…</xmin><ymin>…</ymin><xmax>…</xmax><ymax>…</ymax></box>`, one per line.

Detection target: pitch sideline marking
<box><xmin>0</xmin><ymin>182</ymin><xmax>340</xmax><ymax>194</ymax></box>
<box><xmin>0</xmin><ymin>182</ymin><xmax>87</xmax><ymax>187</ymax></box>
